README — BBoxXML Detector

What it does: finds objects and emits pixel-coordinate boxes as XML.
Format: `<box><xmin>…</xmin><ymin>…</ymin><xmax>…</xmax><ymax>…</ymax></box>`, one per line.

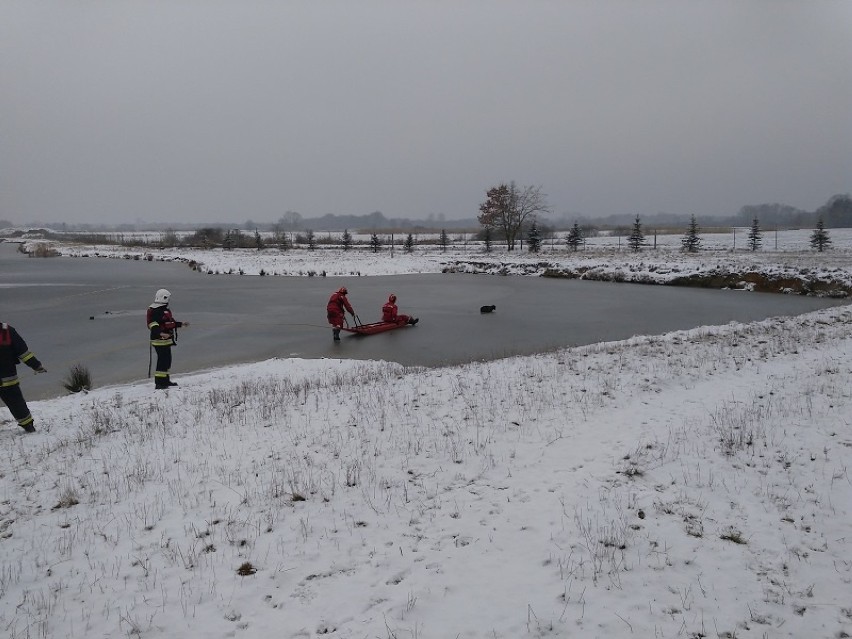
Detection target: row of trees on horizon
<box><xmin>476</xmin><ymin>181</ymin><xmax>841</xmax><ymax>254</ymax></box>
<box><xmin>579</xmin><ymin>215</ymin><xmax>834</xmax><ymax>255</ymax></box>
<box><xmin>6</xmin><ymin>213</ymin><xmax>837</xmax><ymax>256</ymax></box>
<box><xmin>3</xmin><ymin>192</ymin><xmax>850</xmax><ymax>235</ymax></box>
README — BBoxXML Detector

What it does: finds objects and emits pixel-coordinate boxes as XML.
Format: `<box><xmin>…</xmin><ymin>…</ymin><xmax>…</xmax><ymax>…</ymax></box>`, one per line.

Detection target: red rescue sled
<box><xmin>340</xmin><ymin>315</ymin><xmax>410</xmax><ymax>336</ymax></box>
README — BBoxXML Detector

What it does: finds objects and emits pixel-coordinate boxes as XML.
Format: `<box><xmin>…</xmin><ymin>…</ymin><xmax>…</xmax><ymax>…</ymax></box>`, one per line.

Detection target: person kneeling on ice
<box><xmin>147</xmin><ymin>288</ymin><xmax>189</xmax><ymax>389</ymax></box>
<box><xmin>381</xmin><ymin>294</ymin><xmax>418</xmax><ymax>326</ymax></box>
<box><xmin>327</xmin><ymin>287</ymin><xmax>355</xmax><ymax>341</ymax></box>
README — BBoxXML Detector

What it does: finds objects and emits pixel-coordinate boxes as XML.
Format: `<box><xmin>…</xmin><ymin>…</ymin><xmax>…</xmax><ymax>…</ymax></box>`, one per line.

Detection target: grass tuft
<box><xmin>62</xmin><ymin>363</ymin><xmax>92</xmax><ymax>393</ymax></box>
<box><xmin>719</xmin><ymin>526</ymin><xmax>748</xmax><ymax>545</ymax></box>
<box><xmin>52</xmin><ymin>487</ymin><xmax>80</xmax><ymax>510</ymax></box>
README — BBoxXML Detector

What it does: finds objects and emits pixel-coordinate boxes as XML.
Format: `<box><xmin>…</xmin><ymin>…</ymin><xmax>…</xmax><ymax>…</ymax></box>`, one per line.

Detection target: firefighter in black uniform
<box><xmin>147</xmin><ymin>289</ymin><xmax>189</xmax><ymax>389</ymax></box>
<box><xmin>0</xmin><ymin>322</ymin><xmax>46</xmax><ymax>433</ymax></box>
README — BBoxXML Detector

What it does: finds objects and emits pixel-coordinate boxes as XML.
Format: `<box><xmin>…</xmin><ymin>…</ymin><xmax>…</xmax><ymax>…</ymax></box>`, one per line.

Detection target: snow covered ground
<box><xmin>22</xmin><ymin>228</ymin><xmax>852</xmax><ymax>294</ymax></box>
<box><xmin>2</xmin><ymin>236</ymin><xmax>852</xmax><ymax>638</ymax></box>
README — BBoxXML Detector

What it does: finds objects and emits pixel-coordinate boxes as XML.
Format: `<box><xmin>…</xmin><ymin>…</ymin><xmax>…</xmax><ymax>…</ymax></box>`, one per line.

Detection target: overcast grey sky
<box><xmin>2</xmin><ymin>1</ymin><xmax>850</xmax><ymax>225</ymax></box>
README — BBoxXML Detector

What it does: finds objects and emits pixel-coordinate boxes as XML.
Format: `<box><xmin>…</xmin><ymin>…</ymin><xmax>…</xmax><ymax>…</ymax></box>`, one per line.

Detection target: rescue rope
<box><xmin>44</xmin><ymin>320</ymin><xmax>338</xmax><ymax>376</ymax></box>
<box><xmin>31</xmin><ymin>314</ymin><xmax>358</xmax><ymax>385</ymax></box>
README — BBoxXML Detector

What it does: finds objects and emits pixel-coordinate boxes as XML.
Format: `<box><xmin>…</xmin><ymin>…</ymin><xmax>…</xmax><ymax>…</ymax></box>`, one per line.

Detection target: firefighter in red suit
<box><xmin>0</xmin><ymin>322</ymin><xmax>46</xmax><ymax>433</ymax></box>
<box><xmin>147</xmin><ymin>289</ymin><xmax>190</xmax><ymax>389</ymax></box>
<box><xmin>327</xmin><ymin>287</ymin><xmax>355</xmax><ymax>341</ymax></box>
<box><xmin>381</xmin><ymin>294</ymin><xmax>419</xmax><ymax>326</ymax></box>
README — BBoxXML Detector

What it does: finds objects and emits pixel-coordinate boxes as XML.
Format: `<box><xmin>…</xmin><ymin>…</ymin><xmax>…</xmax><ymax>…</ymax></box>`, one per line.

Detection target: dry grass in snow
<box><xmin>1</xmin><ymin>304</ymin><xmax>851</xmax><ymax>638</ymax></box>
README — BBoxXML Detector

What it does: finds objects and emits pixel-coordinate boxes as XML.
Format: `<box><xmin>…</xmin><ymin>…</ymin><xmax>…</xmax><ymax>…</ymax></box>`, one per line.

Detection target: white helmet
<box><xmin>153</xmin><ymin>288</ymin><xmax>171</xmax><ymax>305</ymax></box>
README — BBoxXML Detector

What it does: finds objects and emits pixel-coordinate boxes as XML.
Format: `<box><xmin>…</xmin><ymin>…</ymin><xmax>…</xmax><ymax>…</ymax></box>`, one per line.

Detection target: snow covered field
<box><xmin>2</xmin><ymin>236</ymin><xmax>852</xmax><ymax>638</ymax></box>
<box><xmin>27</xmin><ymin>228</ymin><xmax>852</xmax><ymax>294</ymax></box>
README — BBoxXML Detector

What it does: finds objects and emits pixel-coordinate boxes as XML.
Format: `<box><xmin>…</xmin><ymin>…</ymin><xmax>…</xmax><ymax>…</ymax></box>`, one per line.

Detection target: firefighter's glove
<box><xmin>182</xmin><ymin>321</ymin><xmax>190</xmax><ymax>327</ymax></box>
<box><xmin>35</xmin><ymin>367</ymin><xmax>47</xmax><ymax>374</ymax></box>
<box><xmin>160</xmin><ymin>333</ymin><xmax>171</xmax><ymax>339</ymax></box>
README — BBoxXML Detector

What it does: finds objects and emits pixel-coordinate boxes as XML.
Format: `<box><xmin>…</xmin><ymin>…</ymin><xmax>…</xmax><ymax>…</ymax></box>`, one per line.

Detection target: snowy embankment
<box><xmin>24</xmin><ymin>227</ymin><xmax>852</xmax><ymax>295</ymax></box>
<box><xmin>444</xmin><ymin>248</ymin><xmax>852</xmax><ymax>295</ymax></box>
<box><xmin>2</xmin><ymin>305</ymin><xmax>852</xmax><ymax>638</ymax></box>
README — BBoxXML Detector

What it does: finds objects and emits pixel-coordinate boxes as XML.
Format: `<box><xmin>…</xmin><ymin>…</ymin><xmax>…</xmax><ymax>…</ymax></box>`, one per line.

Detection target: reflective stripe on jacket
<box><xmin>147</xmin><ymin>306</ymin><xmax>182</xmax><ymax>346</ymax></box>
<box><xmin>0</xmin><ymin>323</ymin><xmax>42</xmax><ymax>381</ymax></box>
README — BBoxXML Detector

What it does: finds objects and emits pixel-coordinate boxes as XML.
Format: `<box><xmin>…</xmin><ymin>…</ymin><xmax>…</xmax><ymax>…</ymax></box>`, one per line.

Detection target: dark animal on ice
<box><xmin>480</xmin><ymin>305</ymin><xmax>496</xmax><ymax>313</ymax></box>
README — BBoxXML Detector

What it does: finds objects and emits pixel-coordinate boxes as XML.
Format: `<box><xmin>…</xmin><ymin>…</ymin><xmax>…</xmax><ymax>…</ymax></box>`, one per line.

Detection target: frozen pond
<box><xmin>1</xmin><ymin>242</ymin><xmax>846</xmax><ymax>400</ymax></box>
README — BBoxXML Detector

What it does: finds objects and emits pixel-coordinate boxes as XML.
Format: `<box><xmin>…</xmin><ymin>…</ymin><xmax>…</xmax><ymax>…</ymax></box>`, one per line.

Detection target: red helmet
<box><xmin>388</xmin><ymin>294</ymin><xmax>396</xmax><ymax>303</ymax></box>
<box><xmin>338</xmin><ymin>287</ymin><xmax>348</xmax><ymax>295</ymax></box>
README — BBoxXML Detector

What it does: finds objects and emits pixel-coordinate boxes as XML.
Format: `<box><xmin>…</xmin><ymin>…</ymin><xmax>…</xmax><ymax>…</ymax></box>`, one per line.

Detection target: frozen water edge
<box><xmin>29</xmin><ymin>226</ymin><xmax>852</xmax><ymax>295</ymax></box>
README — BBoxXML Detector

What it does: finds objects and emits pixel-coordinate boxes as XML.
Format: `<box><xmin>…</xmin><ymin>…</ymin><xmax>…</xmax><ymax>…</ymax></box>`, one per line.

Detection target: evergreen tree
<box><xmin>681</xmin><ymin>215</ymin><xmax>701</xmax><ymax>253</ymax></box>
<box><xmin>747</xmin><ymin>218</ymin><xmax>762</xmax><ymax>251</ymax></box>
<box><xmin>527</xmin><ymin>221</ymin><xmax>541</xmax><ymax>253</ymax></box>
<box><xmin>306</xmin><ymin>229</ymin><xmax>316</xmax><ymax>250</ymax></box>
<box><xmin>565</xmin><ymin>222</ymin><xmax>584</xmax><ymax>251</ymax></box>
<box><xmin>254</xmin><ymin>229</ymin><xmax>264</xmax><ymax>251</ymax></box>
<box><xmin>341</xmin><ymin>229</ymin><xmax>353</xmax><ymax>251</ymax></box>
<box><xmin>439</xmin><ymin>229</ymin><xmax>449</xmax><ymax>252</ymax></box>
<box><xmin>403</xmin><ymin>233</ymin><xmax>415</xmax><ymax>254</ymax></box>
<box><xmin>809</xmin><ymin>217</ymin><xmax>832</xmax><ymax>252</ymax></box>
<box><xmin>483</xmin><ymin>226</ymin><xmax>493</xmax><ymax>253</ymax></box>
<box><xmin>627</xmin><ymin>215</ymin><xmax>646</xmax><ymax>252</ymax></box>
<box><xmin>370</xmin><ymin>233</ymin><xmax>382</xmax><ymax>253</ymax></box>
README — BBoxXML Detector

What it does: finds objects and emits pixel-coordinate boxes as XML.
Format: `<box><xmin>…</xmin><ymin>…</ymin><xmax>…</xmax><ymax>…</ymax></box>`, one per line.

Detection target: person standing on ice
<box><xmin>147</xmin><ymin>288</ymin><xmax>189</xmax><ymax>389</ymax></box>
<box><xmin>0</xmin><ymin>322</ymin><xmax>46</xmax><ymax>433</ymax></box>
<box><xmin>327</xmin><ymin>287</ymin><xmax>355</xmax><ymax>341</ymax></box>
<box><xmin>381</xmin><ymin>294</ymin><xmax>418</xmax><ymax>326</ymax></box>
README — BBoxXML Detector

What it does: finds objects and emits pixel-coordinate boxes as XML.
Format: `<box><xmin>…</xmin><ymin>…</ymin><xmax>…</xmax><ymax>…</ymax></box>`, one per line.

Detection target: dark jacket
<box><xmin>0</xmin><ymin>323</ymin><xmax>43</xmax><ymax>387</ymax></box>
<box><xmin>147</xmin><ymin>305</ymin><xmax>184</xmax><ymax>347</ymax></box>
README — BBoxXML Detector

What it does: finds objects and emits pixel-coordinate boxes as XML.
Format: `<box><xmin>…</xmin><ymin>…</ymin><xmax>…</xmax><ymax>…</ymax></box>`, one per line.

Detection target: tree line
<box><xmin>476</xmin><ymin>182</ymin><xmax>838</xmax><ymax>254</ymax></box>
<box><xmin>5</xmin><ymin>192</ymin><xmax>850</xmax><ymax>236</ymax></box>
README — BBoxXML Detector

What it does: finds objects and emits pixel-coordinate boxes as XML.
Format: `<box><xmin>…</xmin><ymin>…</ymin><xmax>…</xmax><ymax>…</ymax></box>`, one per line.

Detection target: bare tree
<box><xmin>478</xmin><ymin>182</ymin><xmax>550</xmax><ymax>250</ymax></box>
<box><xmin>478</xmin><ymin>184</ymin><xmax>510</xmax><ymax>247</ymax></box>
<box><xmin>160</xmin><ymin>228</ymin><xmax>179</xmax><ymax>248</ymax></box>
<box><xmin>279</xmin><ymin>210</ymin><xmax>303</xmax><ymax>231</ymax></box>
